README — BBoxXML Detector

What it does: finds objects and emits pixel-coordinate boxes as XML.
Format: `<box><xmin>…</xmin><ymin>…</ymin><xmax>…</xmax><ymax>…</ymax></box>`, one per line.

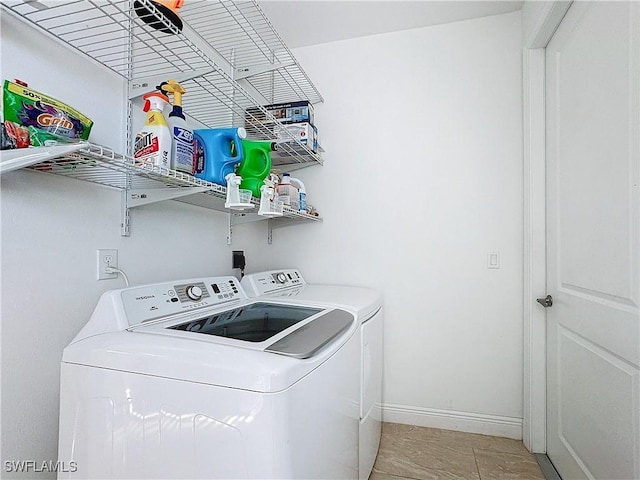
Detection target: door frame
<box><xmin>522</xmin><ymin>0</ymin><xmax>572</xmax><ymax>454</ymax></box>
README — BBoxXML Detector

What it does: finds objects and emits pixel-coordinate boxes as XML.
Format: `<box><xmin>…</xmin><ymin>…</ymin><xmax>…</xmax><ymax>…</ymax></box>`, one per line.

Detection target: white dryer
<box><xmin>57</xmin><ymin>276</ymin><xmax>360</xmax><ymax>479</ymax></box>
<box><xmin>241</xmin><ymin>269</ymin><xmax>384</xmax><ymax>480</ymax></box>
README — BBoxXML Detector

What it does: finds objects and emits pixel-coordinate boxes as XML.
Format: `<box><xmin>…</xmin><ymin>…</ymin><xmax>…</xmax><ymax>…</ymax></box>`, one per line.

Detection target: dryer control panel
<box><xmin>241</xmin><ymin>269</ymin><xmax>306</xmax><ymax>297</ymax></box>
<box><xmin>120</xmin><ymin>276</ymin><xmax>247</xmax><ymax>325</ymax></box>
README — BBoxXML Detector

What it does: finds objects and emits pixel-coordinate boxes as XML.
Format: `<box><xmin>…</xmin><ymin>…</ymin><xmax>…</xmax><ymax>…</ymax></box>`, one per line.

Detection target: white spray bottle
<box><xmin>133</xmin><ymin>91</ymin><xmax>172</xmax><ymax>169</ymax></box>
<box><xmin>258</xmin><ymin>173</ymin><xmax>283</xmax><ymax>217</ymax></box>
<box><xmin>159</xmin><ymin>80</ymin><xmax>195</xmax><ymax>174</ymax></box>
<box><xmin>224</xmin><ymin>172</ymin><xmax>254</xmax><ymax>210</ymax></box>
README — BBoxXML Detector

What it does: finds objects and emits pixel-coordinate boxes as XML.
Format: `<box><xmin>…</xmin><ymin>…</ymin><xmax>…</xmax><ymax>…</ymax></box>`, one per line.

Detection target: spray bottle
<box><xmin>133</xmin><ymin>91</ymin><xmax>171</xmax><ymax>169</ymax></box>
<box><xmin>288</xmin><ymin>176</ymin><xmax>307</xmax><ymax>212</ymax></box>
<box><xmin>224</xmin><ymin>172</ymin><xmax>254</xmax><ymax>210</ymax></box>
<box><xmin>158</xmin><ymin>80</ymin><xmax>194</xmax><ymax>174</ymax></box>
<box><xmin>258</xmin><ymin>173</ymin><xmax>283</xmax><ymax>217</ymax></box>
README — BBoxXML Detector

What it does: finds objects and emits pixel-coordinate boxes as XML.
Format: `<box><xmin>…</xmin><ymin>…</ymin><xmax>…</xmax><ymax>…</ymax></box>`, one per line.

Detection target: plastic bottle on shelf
<box><xmin>236</xmin><ymin>139</ymin><xmax>276</xmax><ymax>197</ymax></box>
<box><xmin>159</xmin><ymin>80</ymin><xmax>194</xmax><ymax>174</ymax></box>
<box><xmin>133</xmin><ymin>92</ymin><xmax>172</xmax><ymax>169</ymax></box>
<box><xmin>224</xmin><ymin>172</ymin><xmax>253</xmax><ymax>210</ymax></box>
<box><xmin>276</xmin><ymin>172</ymin><xmax>300</xmax><ymax>210</ymax></box>
<box><xmin>288</xmin><ymin>176</ymin><xmax>307</xmax><ymax>212</ymax></box>
<box><xmin>258</xmin><ymin>173</ymin><xmax>283</xmax><ymax>217</ymax></box>
<box><xmin>193</xmin><ymin>127</ymin><xmax>246</xmax><ymax>186</ymax></box>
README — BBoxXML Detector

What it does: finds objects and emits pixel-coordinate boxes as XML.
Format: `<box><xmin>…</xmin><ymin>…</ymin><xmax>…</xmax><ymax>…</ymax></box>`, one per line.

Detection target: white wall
<box><xmin>269</xmin><ymin>11</ymin><xmax>524</xmax><ymax>437</ymax></box>
<box><xmin>1</xmin><ymin>7</ymin><xmax>525</xmax><ymax>476</ymax></box>
<box><xmin>0</xmin><ymin>11</ymin><xmax>268</xmax><ymax>478</ymax></box>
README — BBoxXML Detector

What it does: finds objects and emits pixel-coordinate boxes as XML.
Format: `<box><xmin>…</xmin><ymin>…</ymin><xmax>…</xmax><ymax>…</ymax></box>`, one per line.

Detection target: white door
<box><xmin>545</xmin><ymin>1</ymin><xmax>640</xmax><ymax>479</ymax></box>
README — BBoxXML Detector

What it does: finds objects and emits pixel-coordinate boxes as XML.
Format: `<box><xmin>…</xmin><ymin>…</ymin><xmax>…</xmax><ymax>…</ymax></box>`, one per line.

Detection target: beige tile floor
<box><xmin>370</xmin><ymin>422</ymin><xmax>545</xmax><ymax>480</ymax></box>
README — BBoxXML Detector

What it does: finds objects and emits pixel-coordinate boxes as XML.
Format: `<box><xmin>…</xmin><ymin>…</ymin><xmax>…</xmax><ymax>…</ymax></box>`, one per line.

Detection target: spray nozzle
<box><xmin>158</xmin><ymin>80</ymin><xmax>186</xmax><ymax>107</ymax></box>
<box><xmin>142</xmin><ymin>91</ymin><xmax>170</xmax><ymax>112</ymax></box>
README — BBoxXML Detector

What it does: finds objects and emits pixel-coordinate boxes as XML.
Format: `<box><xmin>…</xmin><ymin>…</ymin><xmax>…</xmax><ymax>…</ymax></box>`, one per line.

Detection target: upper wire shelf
<box><xmin>1</xmin><ymin>0</ymin><xmax>323</xmax><ymax>169</ymax></box>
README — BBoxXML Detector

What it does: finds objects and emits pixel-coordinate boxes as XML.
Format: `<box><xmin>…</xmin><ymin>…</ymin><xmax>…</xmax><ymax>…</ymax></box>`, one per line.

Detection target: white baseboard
<box><xmin>381</xmin><ymin>403</ymin><xmax>523</xmax><ymax>440</ymax></box>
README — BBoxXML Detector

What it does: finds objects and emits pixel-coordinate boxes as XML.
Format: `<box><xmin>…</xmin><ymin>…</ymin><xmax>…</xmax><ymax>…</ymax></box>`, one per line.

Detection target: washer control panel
<box><xmin>121</xmin><ymin>276</ymin><xmax>245</xmax><ymax>325</ymax></box>
<box><xmin>241</xmin><ymin>269</ymin><xmax>306</xmax><ymax>297</ymax></box>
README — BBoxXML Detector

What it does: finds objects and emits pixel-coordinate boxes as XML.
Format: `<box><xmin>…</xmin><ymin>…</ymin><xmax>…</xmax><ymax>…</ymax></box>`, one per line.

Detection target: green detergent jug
<box><xmin>237</xmin><ymin>140</ymin><xmax>275</xmax><ymax>197</ymax></box>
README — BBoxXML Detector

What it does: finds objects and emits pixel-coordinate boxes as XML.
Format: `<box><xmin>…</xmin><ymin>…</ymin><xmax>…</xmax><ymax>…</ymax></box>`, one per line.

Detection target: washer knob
<box><xmin>275</xmin><ymin>272</ymin><xmax>287</xmax><ymax>284</ymax></box>
<box><xmin>185</xmin><ymin>285</ymin><xmax>203</xmax><ymax>301</ymax></box>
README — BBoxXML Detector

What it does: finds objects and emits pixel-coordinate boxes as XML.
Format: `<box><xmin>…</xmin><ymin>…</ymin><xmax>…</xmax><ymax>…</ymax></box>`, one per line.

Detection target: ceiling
<box><xmin>258</xmin><ymin>1</ymin><xmax>524</xmax><ymax>49</ymax></box>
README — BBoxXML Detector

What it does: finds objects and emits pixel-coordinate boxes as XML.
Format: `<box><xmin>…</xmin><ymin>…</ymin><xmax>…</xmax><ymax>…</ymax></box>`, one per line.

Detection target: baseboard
<box><xmin>381</xmin><ymin>403</ymin><xmax>523</xmax><ymax>440</ymax></box>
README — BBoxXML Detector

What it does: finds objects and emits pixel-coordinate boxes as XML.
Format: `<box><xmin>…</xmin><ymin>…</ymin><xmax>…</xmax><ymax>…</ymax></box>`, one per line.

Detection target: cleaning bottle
<box><xmin>258</xmin><ymin>173</ymin><xmax>283</xmax><ymax>217</ymax></box>
<box><xmin>276</xmin><ymin>172</ymin><xmax>299</xmax><ymax>210</ymax></box>
<box><xmin>224</xmin><ymin>172</ymin><xmax>253</xmax><ymax>210</ymax></box>
<box><xmin>288</xmin><ymin>176</ymin><xmax>307</xmax><ymax>212</ymax></box>
<box><xmin>133</xmin><ymin>91</ymin><xmax>171</xmax><ymax>169</ymax></box>
<box><xmin>158</xmin><ymin>80</ymin><xmax>194</xmax><ymax>174</ymax></box>
<box><xmin>194</xmin><ymin>127</ymin><xmax>246</xmax><ymax>186</ymax></box>
<box><xmin>236</xmin><ymin>139</ymin><xmax>276</xmax><ymax>197</ymax></box>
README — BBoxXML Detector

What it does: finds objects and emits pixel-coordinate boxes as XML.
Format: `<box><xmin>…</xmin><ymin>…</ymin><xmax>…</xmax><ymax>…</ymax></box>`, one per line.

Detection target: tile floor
<box><xmin>370</xmin><ymin>422</ymin><xmax>545</xmax><ymax>480</ymax></box>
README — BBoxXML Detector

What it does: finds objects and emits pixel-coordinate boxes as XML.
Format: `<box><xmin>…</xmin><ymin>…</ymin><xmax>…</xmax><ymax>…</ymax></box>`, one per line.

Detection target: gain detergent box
<box><xmin>2</xmin><ymin>80</ymin><xmax>93</xmax><ymax>146</ymax></box>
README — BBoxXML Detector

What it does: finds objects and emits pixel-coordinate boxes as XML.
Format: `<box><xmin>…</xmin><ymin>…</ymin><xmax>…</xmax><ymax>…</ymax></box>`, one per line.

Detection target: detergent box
<box><xmin>245</xmin><ymin>100</ymin><xmax>314</xmax><ymax>136</ymax></box>
<box><xmin>273</xmin><ymin>122</ymin><xmax>318</xmax><ymax>153</ymax></box>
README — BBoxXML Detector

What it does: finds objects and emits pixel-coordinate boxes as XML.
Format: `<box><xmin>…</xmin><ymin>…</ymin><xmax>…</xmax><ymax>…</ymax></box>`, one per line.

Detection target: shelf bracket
<box><xmin>121</xmin><ymin>190</ymin><xmax>131</xmax><ymax>237</ymax></box>
<box><xmin>235</xmin><ymin>61</ymin><xmax>296</xmax><ymax>80</ymax></box>
<box><xmin>129</xmin><ymin>68</ymin><xmax>215</xmax><ymax>100</ymax></box>
<box><xmin>126</xmin><ymin>186</ymin><xmax>211</xmax><ymax>207</ymax></box>
<box><xmin>121</xmin><ymin>185</ymin><xmax>210</xmax><ymax>236</ymax></box>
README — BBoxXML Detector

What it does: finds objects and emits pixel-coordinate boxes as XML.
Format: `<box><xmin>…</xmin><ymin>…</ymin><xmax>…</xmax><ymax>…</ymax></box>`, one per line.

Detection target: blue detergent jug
<box><xmin>194</xmin><ymin>127</ymin><xmax>246</xmax><ymax>185</ymax></box>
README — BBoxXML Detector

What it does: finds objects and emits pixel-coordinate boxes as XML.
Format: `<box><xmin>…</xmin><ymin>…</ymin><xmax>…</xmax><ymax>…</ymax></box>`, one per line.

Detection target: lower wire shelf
<box><xmin>0</xmin><ymin>143</ymin><xmax>322</xmax><ymax>237</ymax></box>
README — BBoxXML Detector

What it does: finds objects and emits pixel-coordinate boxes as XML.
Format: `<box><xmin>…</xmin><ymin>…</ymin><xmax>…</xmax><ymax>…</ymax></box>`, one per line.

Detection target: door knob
<box><xmin>536</xmin><ymin>295</ymin><xmax>553</xmax><ymax>307</ymax></box>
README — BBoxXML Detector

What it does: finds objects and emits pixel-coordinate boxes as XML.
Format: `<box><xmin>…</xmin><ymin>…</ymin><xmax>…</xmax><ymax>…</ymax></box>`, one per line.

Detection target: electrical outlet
<box><xmin>232</xmin><ymin>250</ymin><xmax>245</xmax><ymax>270</ymax></box>
<box><xmin>97</xmin><ymin>249</ymin><xmax>118</xmax><ymax>280</ymax></box>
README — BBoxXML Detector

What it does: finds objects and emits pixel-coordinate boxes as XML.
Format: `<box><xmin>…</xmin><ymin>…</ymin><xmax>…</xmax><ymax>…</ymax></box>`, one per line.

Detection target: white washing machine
<box><xmin>57</xmin><ymin>276</ymin><xmax>360</xmax><ymax>479</ymax></box>
<box><xmin>241</xmin><ymin>269</ymin><xmax>384</xmax><ymax>480</ymax></box>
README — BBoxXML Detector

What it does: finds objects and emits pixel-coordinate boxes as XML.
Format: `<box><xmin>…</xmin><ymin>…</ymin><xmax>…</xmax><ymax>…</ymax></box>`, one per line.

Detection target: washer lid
<box><xmin>265</xmin><ymin>309</ymin><xmax>353</xmax><ymax>359</ymax></box>
<box><xmin>168</xmin><ymin>302</ymin><xmax>323</xmax><ymax>343</ymax></box>
<box><xmin>63</xmin><ymin>303</ymin><xmax>357</xmax><ymax>392</ymax></box>
<box><xmin>166</xmin><ymin>303</ymin><xmax>353</xmax><ymax>359</ymax></box>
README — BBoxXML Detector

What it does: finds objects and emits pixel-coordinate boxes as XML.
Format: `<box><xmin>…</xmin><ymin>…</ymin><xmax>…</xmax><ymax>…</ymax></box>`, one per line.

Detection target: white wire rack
<box><xmin>0</xmin><ymin>142</ymin><xmax>321</xmax><ymax>237</ymax></box>
<box><xmin>24</xmin><ymin>143</ymin><xmax>225</xmax><ymax>191</ymax></box>
<box><xmin>1</xmin><ymin>0</ymin><xmax>324</xmax><ymax>239</ymax></box>
<box><xmin>1</xmin><ymin>0</ymin><xmax>324</xmax><ymax>168</ymax></box>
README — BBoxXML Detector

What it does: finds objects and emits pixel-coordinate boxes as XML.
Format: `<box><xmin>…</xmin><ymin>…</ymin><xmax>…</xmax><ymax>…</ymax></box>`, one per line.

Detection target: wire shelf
<box><xmin>0</xmin><ymin>0</ymin><xmax>324</xmax><ymax>234</ymax></box>
<box><xmin>1</xmin><ymin>142</ymin><xmax>321</xmax><ymax>224</ymax></box>
<box><xmin>22</xmin><ymin>143</ymin><xmax>223</xmax><ymax>190</ymax></box>
<box><xmin>1</xmin><ymin>0</ymin><xmax>323</xmax><ymax>168</ymax></box>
